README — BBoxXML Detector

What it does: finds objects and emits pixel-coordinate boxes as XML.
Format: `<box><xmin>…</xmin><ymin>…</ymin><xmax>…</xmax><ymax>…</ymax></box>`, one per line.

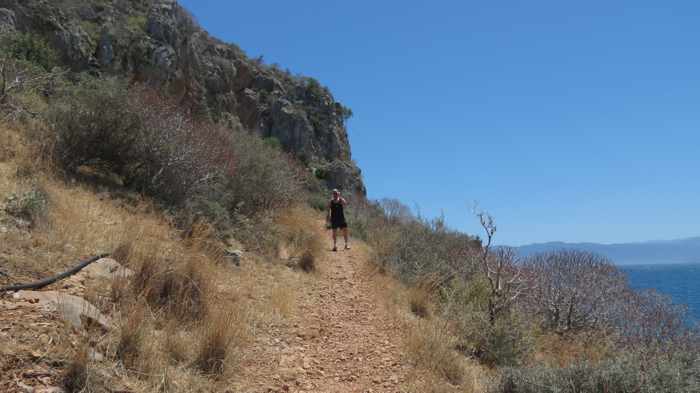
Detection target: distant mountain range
<box><xmin>516</xmin><ymin>237</ymin><xmax>700</xmax><ymax>265</ymax></box>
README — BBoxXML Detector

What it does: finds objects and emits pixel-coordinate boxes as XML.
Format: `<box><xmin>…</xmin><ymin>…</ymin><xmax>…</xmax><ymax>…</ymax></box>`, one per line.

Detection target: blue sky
<box><xmin>179</xmin><ymin>0</ymin><xmax>700</xmax><ymax>245</ymax></box>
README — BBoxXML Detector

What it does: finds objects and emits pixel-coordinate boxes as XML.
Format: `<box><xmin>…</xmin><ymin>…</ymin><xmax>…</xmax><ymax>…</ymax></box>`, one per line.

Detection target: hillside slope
<box><xmin>0</xmin><ymin>0</ymin><xmax>365</xmax><ymax>195</ymax></box>
<box><xmin>0</xmin><ymin>123</ymin><xmax>479</xmax><ymax>392</ymax></box>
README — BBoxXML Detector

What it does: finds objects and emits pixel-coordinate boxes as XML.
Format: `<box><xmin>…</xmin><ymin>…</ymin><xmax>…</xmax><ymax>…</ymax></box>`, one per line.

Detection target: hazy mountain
<box><xmin>517</xmin><ymin>237</ymin><xmax>700</xmax><ymax>265</ymax></box>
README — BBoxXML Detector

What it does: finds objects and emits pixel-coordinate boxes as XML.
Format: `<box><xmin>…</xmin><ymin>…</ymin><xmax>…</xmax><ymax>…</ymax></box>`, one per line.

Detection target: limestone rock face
<box><xmin>0</xmin><ymin>8</ymin><xmax>15</xmax><ymax>33</ymax></box>
<box><xmin>0</xmin><ymin>0</ymin><xmax>365</xmax><ymax>195</ymax></box>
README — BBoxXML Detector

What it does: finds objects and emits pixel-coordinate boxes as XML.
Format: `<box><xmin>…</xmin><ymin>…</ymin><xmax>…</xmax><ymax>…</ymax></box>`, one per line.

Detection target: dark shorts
<box><xmin>331</xmin><ymin>217</ymin><xmax>347</xmax><ymax>229</ymax></box>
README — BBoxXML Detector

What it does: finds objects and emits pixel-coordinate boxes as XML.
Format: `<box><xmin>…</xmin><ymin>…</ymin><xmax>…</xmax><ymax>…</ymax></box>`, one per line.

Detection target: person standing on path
<box><xmin>327</xmin><ymin>189</ymin><xmax>350</xmax><ymax>252</ymax></box>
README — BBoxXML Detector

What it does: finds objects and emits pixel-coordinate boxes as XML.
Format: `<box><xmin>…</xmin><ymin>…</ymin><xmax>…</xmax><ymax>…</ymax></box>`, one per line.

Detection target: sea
<box><xmin>622</xmin><ymin>263</ymin><xmax>700</xmax><ymax>323</ymax></box>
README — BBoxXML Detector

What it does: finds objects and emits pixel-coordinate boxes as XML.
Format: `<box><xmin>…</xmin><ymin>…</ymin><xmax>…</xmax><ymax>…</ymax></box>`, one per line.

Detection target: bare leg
<box><xmin>332</xmin><ymin>228</ymin><xmax>338</xmax><ymax>251</ymax></box>
<box><xmin>343</xmin><ymin>228</ymin><xmax>349</xmax><ymax>249</ymax></box>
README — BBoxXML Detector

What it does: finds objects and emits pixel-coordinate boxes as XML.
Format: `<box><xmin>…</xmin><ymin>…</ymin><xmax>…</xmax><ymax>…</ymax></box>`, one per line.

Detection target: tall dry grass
<box><xmin>275</xmin><ymin>206</ymin><xmax>324</xmax><ymax>258</ymax></box>
<box><xmin>0</xmin><ymin>123</ymin><xmax>309</xmax><ymax>392</ymax></box>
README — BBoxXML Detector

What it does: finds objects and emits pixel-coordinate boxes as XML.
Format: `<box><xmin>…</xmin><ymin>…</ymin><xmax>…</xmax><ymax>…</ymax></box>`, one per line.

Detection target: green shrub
<box><xmin>312</xmin><ymin>166</ymin><xmax>328</xmax><ymax>180</ymax></box>
<box><xmin>369</xmin><ymin>214</ymin><xmax>476</xmax><ymax>285</ymax></box>
<box><xmin>490</xmin><ymin>353</ymin><xmax>700</xmax><ymax>393</ymax></box>
<box><xmin>47</xmin><ymin>77</ymin><xmax>301</xmax><ymax>217</ymax></box>
<box><xmin>263</xmin><ymin>136</ymin><xmax>283</xmax><ymax>151</ymax></box>
<box><xmin>450</xmin><ymin>305</ymin><xmax>532</xmax><ymax>367</ymax></box>
<box><xmin>307</xmin><ymin>192</ymin><xmax>328</xmax><ymax>212</ymax></box>
<box><xmin>1</xmin><ymin>32</ymin><xmax>59</xmax><ymax>71</ymax></box>
<box><xmin>4</xmin><ymin>185</ymin><xmax>49</xmax><ymax>226</ymax></box>
<box><xmin>126</xmin><ymin>14</ymin><xmax>148</xmax><ymax>33</ymax></box>
<box><xmin>222</xmin><ymin>130</ymin><xmax>302</xmax><ymax>216</ymax></box>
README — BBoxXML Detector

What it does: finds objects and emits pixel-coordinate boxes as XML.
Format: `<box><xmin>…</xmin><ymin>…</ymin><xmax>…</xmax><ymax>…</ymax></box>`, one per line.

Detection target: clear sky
<box><xmin>179</xmin><ymin>0</ymin><xmax>700</xmax><ymax>245</ymax></box>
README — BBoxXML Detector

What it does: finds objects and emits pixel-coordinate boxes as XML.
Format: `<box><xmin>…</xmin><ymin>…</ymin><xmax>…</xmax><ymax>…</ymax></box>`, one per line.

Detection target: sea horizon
<box><xmin>622</xmin><ymin>262</ymin><xmax>700</xmax><ymax>322</ymax></box>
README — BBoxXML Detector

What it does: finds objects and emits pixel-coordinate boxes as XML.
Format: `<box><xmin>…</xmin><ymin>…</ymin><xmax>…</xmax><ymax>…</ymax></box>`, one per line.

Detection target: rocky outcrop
<box><xmin>0</xmin><ymin>8</ymin><xmax>15</xmax><ymax>33</ymax></box>
<box><xmin>0</xmin><ymin>0</ymin><xmax>366</xmax><ymax>195</ymax></box>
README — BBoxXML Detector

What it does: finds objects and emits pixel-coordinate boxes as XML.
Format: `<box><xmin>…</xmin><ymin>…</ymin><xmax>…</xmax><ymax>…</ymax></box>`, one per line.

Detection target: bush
<box><xmin>405</xmin><ymin>320</ymin><xmax>465</xmax><ymax>385</ymax></box>
<box><xmin>452</xmin><ymin>308</ymin><xmax>532</xmax><ymax>367</ymax></box>
<box><xmin>522</xmin><ymin>250</ymin><xmax>628</xmax><ymax>333</ymax></box>
<box><xmin>131</xmin><ymin>255</ymin><xmax>209</xmax><ymax>322</ymax></box>
<box><xmin>1</xmin><ymin>32</ymin><xmax>59</xmax><ymax>72</ymax></box>
<box><xmin>62</xmin><ymin>346</ymin><xmax>89</xmax><ymax>393</ymax></box>
<box><xmin>116</xmin><ymin>301</ymin><xmax>147</xmax><ymax>369</ymax></box>
<box><xmin>298</xmin><ymin>250</ymin><xmax>316</xmax><ymax>272</ymax></box>
<box><xmin>408</xmin><ymin>285</ymin><xmax>432</xmax><ymax>319</ymax></box>
<box><xmin>47</xmin><ymin>77</ymin><xmax>303</xmax><ymax>233</ymax></box>
<box><xmin>307</xmin><ymin>192</ymin><xmax>328</xmax><ymax>212</ymax></box>
<box><xmin>194</xmin><ymin>310</ymin><xmax>246</xmax><ymax>376</ymax></box>
<box><xmin>370</xmin><ymin>214</ymin><xmax>477</xmax><ymax>285</ymax></box>
<box><xmin>3</xmin><ymin>185</ymin><xmax>49</xmax><ymax>226</ymax></box>
<box><xmin>222</xmin><ymin>129</ymin><xmax>302</xmax><ymax>217</ymax></box>
<box><xmin>48</xmin><ymin>77</ymin><xmax>231</xmax><ymax>206</ymax></box>
<box><xmin>490</xmin><ymin>353</ymin><xmax>700</xmax><ymax>393</ymax></box>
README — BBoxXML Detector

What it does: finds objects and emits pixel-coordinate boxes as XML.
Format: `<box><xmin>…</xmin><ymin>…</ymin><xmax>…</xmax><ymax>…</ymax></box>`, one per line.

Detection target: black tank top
<box><xmin>330</xmin><ymin>200</ymin><xmax>344</xmax><ymax>220</ymax></box>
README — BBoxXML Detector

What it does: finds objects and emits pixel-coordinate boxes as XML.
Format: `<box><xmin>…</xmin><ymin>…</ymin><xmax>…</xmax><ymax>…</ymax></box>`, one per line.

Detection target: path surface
<box><xmin>235</xmin><ymin>242</ymin><xmax>412</xmax><ymax>393</ymax></box>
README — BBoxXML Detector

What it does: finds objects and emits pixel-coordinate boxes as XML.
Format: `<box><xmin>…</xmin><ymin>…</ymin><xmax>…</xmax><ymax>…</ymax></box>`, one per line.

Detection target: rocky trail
<box><xmin>235</xmin><ymin>241</ymin><xmax>412</xmax><ymax>393</ymax></box>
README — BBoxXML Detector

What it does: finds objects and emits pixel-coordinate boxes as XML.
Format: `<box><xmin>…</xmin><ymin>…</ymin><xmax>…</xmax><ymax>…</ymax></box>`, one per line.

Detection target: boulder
<box><xmin>319</xmin><ymin>160</ymin><xmax>367</xmax><ymax>196</ymax></box>
<box><xmin>81</xmin><ymin>257</ymin><xmax>133</xmax><ymax>280</ymax></box>
<box><xmin>96</xmin><ymin>29</ymin><xmax>114</xmax><ymax>67</ymax></box>
<box><xmin>0</xmin><ymin>8</ymin><xmax>15</xmax><ymax>33</ymax></box>
<box><xmin>12</xmin><ymin>290</ymin><xmax>111</xmax><ymax>331</ymax></box>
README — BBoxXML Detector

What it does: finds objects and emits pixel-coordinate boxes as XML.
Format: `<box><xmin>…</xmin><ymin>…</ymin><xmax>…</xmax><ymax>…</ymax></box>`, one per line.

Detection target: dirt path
<box><xmin>235</xmin><ymin>240</ymin><xmax>412</xmax><ymax>393</ymax></box>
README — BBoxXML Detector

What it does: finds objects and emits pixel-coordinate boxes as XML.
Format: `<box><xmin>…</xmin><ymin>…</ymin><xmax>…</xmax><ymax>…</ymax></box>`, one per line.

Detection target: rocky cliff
<box><xmin>0</xmin><ymin>0</ymin><xmax>365</xmax><ymax>195</ymax></box>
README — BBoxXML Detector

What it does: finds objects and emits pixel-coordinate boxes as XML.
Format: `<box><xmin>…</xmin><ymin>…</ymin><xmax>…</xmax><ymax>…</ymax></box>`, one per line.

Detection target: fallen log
<box><xmin>0</xmin><ymin>254</ymin><xmax>110</xmax><ymax>293</ymax></box>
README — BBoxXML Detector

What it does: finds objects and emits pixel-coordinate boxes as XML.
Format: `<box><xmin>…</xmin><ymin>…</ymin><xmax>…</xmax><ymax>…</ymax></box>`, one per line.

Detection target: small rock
<box><xmin>224</xmin><ymin>248</ymin><xmax>243</xmax><ymax>266</ymax></box>
<box><xmin>17</xmin><ymin>381</ymin><xmax>34</xmax><ymax>393</ymax></box>
<box><xmin>88</xmin><ymin>349</ymin><xmax>104</xmax><ymax>362</ymax></box>
<box><xmin>84</xmin><ymin>258</ymin><xmax>133</xmax><ymax>279</ymax></box>
<box><xmin>36</xmin><ymin>387</ymin><xmax>65</xmax><ymax>393</ymax></box>
<box><xmin>0</xmin><ymin>8</ymin><xmax>16</xmax><ymax>34</ymax></box>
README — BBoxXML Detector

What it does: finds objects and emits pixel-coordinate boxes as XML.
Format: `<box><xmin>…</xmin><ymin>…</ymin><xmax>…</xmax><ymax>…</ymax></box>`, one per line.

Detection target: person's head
<box><xmin>332</xmin><ymin>189</ymin><xmax>340</xmax><ymax>199</ymax></box>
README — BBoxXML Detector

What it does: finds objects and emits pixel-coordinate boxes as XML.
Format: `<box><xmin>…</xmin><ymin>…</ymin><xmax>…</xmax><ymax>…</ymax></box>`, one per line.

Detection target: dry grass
<box><xmin>194</xmin><ymin>309</ymin><xmax>248</xmax><ymax>376</ymax></box>
<box><xmin>62</xmin><ymin>345</ymin><xmax>89</xmax><ymax>393</ymax></box>
<box><xmin>116</xmin><ymin>300</ymin><xmax>148</xmax><ymax>369</ymax></box>
<box><xmin>276</xmin><ymin>205</ymin><xmax>324</xmax><ymax>260</ymax></box>
<box><xmin>405</xmin><ymin>320</ymin><xmax>465</xmax><ymax>385</ymax></box>
<box><xmin>269</xmin><ymin>283</ymin><xmax>295</xmax><ymax>320</ymax></box>
<box><xmin>408</xmin><ymin>284</ymin><xmax>432</xmax><ymax>319</ymax></box>
<box><xmin>164</xmin><ymin>322</ymin><xmax>189</xmax><ymax>364</ymax></box>
<box><xmin>298</xmin><ymin>250</ymin><xmax>316</xmax><ymax>272</ymax></box>
<box><xmin>533</xmin><ymin>330</ymin><xmax>616</xmax><ymax>367</ymax></box>
<box><xmin>0</xmin><ymin>124</ymin><xmax>290</xmax><ymax>392</ymax></box>
<box><xmin>130</xmin><ymin>251</ymin><xmax>210</xmax><ymax>322</ymax></box>
<box><xmin>359</xmin><ymin>251</ymin><xmax>488</xmax><ymax>392</ymax></box>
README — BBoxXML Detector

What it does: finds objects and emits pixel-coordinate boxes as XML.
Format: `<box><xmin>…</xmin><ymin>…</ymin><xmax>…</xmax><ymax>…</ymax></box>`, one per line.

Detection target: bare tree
<box><xmin>522</xmin><ymin>249</ymin><xmax>627</xmax><ymax>332</ymax></box>
<box><xmin>475</xmin><ymin>211</ymin><xmax>529</xmax><ymax>325</ymax></box>
<box><xmin>615</xmin><ymin>288</ymin><xmax>694</xmax><ymax>351</ymax></box>
<box><xmin>379</xmin><ymin>198</ymin><xmax>414</xmax><ymax>224</ymax></box>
